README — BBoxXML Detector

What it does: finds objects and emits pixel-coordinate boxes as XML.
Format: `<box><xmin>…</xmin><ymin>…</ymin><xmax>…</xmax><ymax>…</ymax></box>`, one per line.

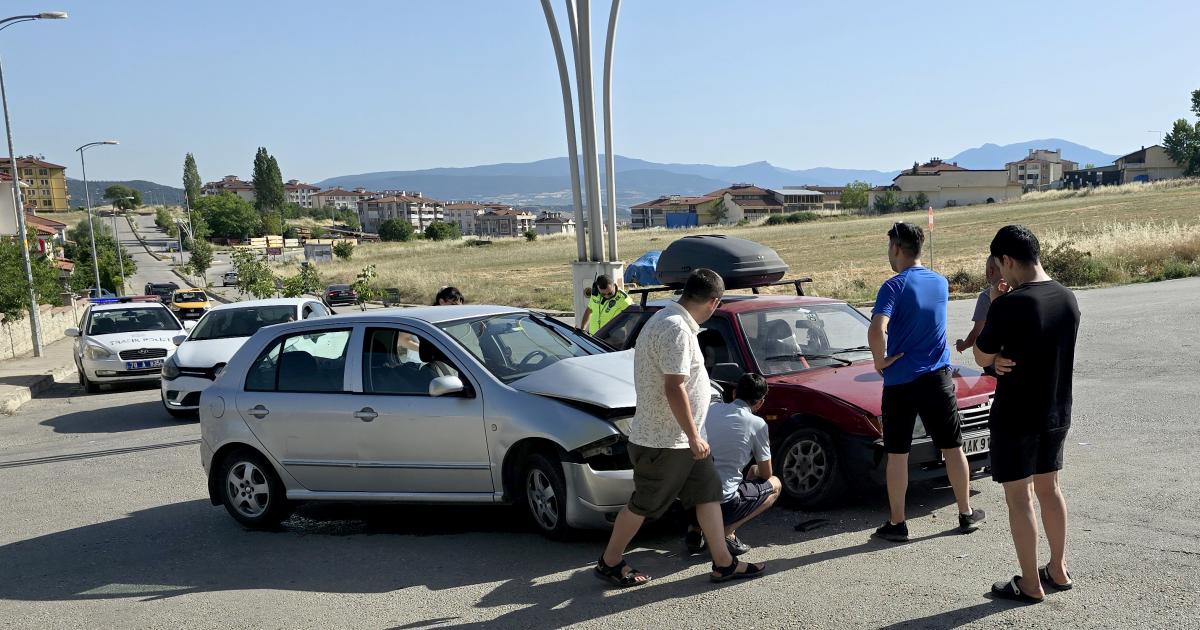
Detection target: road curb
<box><xmin>0</xmin><ymin>363</ymin><xmax>76</xmax><ymax>416</ymax></box>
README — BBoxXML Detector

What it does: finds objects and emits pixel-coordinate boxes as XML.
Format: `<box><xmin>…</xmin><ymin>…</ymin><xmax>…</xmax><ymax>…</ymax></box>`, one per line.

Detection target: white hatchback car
<box><xmin>161</xmin><ymin>298</ymin><xmax>329</xmax><ymax>418</ymax></box>
<box><xmin>66</xmin><ymin>297</ymin><xmax>189</xmax><ymax>393</ymax></box>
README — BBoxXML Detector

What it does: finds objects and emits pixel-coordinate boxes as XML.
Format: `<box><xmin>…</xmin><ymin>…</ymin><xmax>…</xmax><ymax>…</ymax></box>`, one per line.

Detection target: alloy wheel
<box><xmin>783</xmin><ymin>438</ymin><xmax>828</xmax><ymax>495</ymax></box>
<box><xmin>226</xmin><ymin>461</ymin><xmax>270</xmax><ymax>518</ymax></box>
<box><xmin>526</xmin><ymin>468</ymin><xmax>560</xmax><ymax>530</ymax></box>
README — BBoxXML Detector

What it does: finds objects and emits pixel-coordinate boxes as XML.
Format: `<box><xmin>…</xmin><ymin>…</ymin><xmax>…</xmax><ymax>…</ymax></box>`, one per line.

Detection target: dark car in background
<box><xmin>323</xmin><ymin>284</ymin><xmax>358</xmax><ymax>307</ymax></box>
<box><xmin>144</xmin><ymin>282</ymin><xmax>181</xmax><ymax>302</ymax></box>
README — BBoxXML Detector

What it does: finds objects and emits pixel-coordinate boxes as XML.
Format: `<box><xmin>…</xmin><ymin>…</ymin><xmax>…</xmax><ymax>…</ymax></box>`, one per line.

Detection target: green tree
<box><xmin>332</xmin><ymin>240</ymin><xmax>354</xmax><ymax>260</ymax></box>
<box><xmin>230</xmin><ymin>249</ymin><xmax>277</xmax><ymax>299</ymax></box>
<box><xmin>1163</xmin><ymin>89</ymin><xmax>1200</xmax><ymax>177</ymax></box>
<box><xmin>897</xmin><ymin>196</ymin><xmax>919</xmax><ymax>212</ymax></box>
<box><xmin>183</xmin><ymin>153</ymin><xmax>202</xmax><ymax>208</ymax></box>
<box><xmin>103</xmin><ymin>184</ymin><xmax>142</xmax><ymax>210</ymax></box>
<box><xmin>840</xmin><ymin>180</ymin><xmax>871</xmax><ymax>210</ymax></box>
<box><xmin>424</xmin><ymin>220</ymin><xmax>461</xmax><ymax>241</ymax></box>
<box><xmin>0</xmin><ymin>233</ymin><xmax>62</xmax><ymax>321</ymax></box>
<box><xmin>523</xmin><ymin>229</ymin><xmax>538</xmax><ymax>241</ymax></box>
<box><xmin>154</xmin><ymin>206</ymin><xmax>175</xmax><ymax>231</ymax></box>
<box><xmin>914</xmin><ymin>192</ymin><xmax>930</xmax><ymax>209</ymax></box>
<box><xmin>351</xmin><ymin>264</ymin><xmax>380</xmax><ymax>310</ymax></box>
<box><xmin>260</xmin><ymin>212</ymin><xmax>283</xmax><ymax>236</ymax></box>
<box><xmin>378</xmin><ymin>218</ymin><xmax>415</xmax><ymax>242</ymax></box>
<box><xmin>187</xmin><ymin>239</ymin><xmax>214</xmax><ymax>285</ymax></box>
<box><xmin>64</xmin><ymin>221</ymin><xmax>136</xmax><ymax>293</ymax></box>
<box><xmin>194</xmin><ymin>193</ymin><xmax>260</xmax><ymax>239</ymax></box>
<box><xmin>711</xmin><ymin>199</ymin><xmax>730</xmax><ymax>224</ymax></box>
<box><xmin>874</xmin><ymin>190</ymin><xmax>898</xmax><ymax>213</ymax></box>
<box><xmin>252</xmin><ymin>147</ymin><xmax>287</xmax><ymax>214</ymax></box>
<box><xmin>281</xmin><ymin>262</ymin><xmax>323</xmax><ymax>298</ymax></box>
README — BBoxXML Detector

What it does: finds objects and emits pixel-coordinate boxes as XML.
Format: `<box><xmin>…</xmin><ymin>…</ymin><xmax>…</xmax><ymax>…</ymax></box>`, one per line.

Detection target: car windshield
<box><xmin>87</xmin><ymin>307</ymin><xmax>180</xmax><ymax>335</ymax></box>
<box><xmin>174</xmin><ymin>291</ymin><xmax>207</xmax><ymax>303</ymax></box>
<box><xmin>188</xmin><ymin>305</ymin><xmax>296</xmax><ymax>341</ymax></box>
<box><xmin>439</xmin><ymin>313</ymin><xmax>597</xmax><ymax>383</ymax></box>
<box><xmin>738</xmin><ymin>303</ymin><xmax>873</xmax><ymax>375</ymax></box>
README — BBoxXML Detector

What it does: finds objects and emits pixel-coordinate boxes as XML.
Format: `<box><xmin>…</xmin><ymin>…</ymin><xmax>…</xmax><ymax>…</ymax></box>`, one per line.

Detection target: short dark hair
<box><xmin>681</xmin><ymin>268</ymin><xmax>724</xmax><ymax>303</ymax></box>
<box><xmin>989</xmin><ymin>225</ymin><xmax>1040</xmax><ymax>264</ymax></box>
<box><xmin>433</xmin><ymin>286</ymin><xmax>465</xmax><ymax>305</ymax></box>
<box><xmin>595</xmin><ymin>275</ymin><xmax>613</xmax><ymax>289</ymax></box>
<box><xmin>887</xmin><ymin>221</ymin><xmax>924</xmax><ymax>257</ymax></box>
<box><xmin>735</xmin><ymin>373</ymin><xmax>769</xmax><ymax>404</ymax></box>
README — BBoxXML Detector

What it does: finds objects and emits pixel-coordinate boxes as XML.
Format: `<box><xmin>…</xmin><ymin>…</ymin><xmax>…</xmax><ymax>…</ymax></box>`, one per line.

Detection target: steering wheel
<box><xmin>517</xmin><ymin>350</ymin><xmax>551</xmax><ymax>369</ymax></box>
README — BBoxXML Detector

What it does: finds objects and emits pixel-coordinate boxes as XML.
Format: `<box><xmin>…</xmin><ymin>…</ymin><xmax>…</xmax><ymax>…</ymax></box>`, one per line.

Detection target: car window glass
<box><xmin>597</xmin><ymin>311</ymin><xmax>650</xmax><ymax>350</ymax></box>
<box><xmin>738</xmin><ymin>304</ymin><xmax>870</xmax><ymax>375</ymax></box>
<box><xmin>308</xmin><ymin>303</ymin><xmax>329</xmax><ymax>317</ymax></box>
<box><xmin>190</xmin><ymin>305</ymin><xmax>295</xmax><ymax>341</ymax></box>
<box><xmin>174</xmin><ymin>291</ymin><xmax>207</xmax><ymax>303</ymax></box>
<box><xmin>362</xmin><ymin>328</ymin><xmax>460</xmax><ymax>395</ymax></box>
<box><xmin>698</xmin><ymin>316</ymin><xmax>742</xmax><ymax>371</ymax></box>
<box><xmin>440</xmin><ymin>314</ymin><xmax>590</xmax><ymax>384</ymax></box>
<box><xmin>87</xmin><ymin>307</ymin><xmax>180</xmax><ymax>335</ymax></box>
<box><xmin>245</xmin><ymin>329</ymin><xmax>351</xmax><ymax>392</ymax></box>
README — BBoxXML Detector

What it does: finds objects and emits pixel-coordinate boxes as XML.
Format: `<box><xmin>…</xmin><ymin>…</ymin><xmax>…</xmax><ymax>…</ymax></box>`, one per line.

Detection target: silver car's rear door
<box><xmin>351</xmin><ymin>326</ymin><xmax>492</xmax><ymax>494</ymax></box>
<box><xmin>235</xmin><ymin>326</ymin><xmax>363</xmax><ymax>491</ymax></box>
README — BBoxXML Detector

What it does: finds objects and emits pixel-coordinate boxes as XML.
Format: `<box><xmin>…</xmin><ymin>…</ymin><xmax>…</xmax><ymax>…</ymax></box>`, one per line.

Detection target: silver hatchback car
<box><xmin>199</xmin><ymin>305</ymin><xmax>646</xmax><ymax>538</ymax></box>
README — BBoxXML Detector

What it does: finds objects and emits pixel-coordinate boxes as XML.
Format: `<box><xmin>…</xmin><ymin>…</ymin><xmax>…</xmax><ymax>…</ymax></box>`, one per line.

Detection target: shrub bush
<box><xmin>947</xmin><ymin>268</ymin><xmax>986</xmax><ymax>294</ymax></box>
<box><xmin>785</xmin><ymin>211</ymin><xmax>820</xmax><ymax>224</ymax></box>
<box><xmin>379</xmin><ymin>218</ymin><xmax>415</xmax><ymax>242</ymax></box>
<box><xmin>1041</xmin><ymin>241</ymin><xmax>1120</xmax><ymax>286</ymax></box>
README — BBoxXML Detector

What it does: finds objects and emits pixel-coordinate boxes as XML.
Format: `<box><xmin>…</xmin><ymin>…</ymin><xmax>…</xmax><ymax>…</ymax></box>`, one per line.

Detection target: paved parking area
<box><xmin>0</xmin><ymin>279</ymin><xmax>1197</xmax><ymax>629</ymax></box>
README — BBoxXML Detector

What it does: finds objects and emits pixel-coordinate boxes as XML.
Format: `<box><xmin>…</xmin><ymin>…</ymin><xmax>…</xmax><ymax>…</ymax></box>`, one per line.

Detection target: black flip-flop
<box><xmin>594</xmin><ymin>557</ymin><xmax>651</xmax><ymax>588</ymax></box>
<box><xmin>991</xmin><ymin>576</ymin><xmax>1044</xmax><ymax>604</ymax></box>
<box><xmin>710</xmin><ymin>560</ymin><xmax>766</xmax><ymax>583</ymax></box>
<box><xmin>1039</xmin><ymin>565</ymin><xmax>1074</xmax><ymax>591</ymax></box>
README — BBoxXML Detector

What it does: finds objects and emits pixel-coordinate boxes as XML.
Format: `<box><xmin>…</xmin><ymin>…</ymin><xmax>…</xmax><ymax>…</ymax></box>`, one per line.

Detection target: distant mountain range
<box><xmin>317</xmin><ymin>139</ymin><xmax>1121</xmax><ymax>208</ymax></box>
<box><xmin>67</xmin><ymin>178</ymin><xmax>186</xmax><ymax>208</ymax></box>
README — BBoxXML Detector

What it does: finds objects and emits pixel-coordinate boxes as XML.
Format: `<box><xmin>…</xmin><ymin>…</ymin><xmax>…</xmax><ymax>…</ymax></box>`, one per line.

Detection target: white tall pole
<box><xmin>540</xmin><ymin>0</ymin><xmax>587</xmax><ymax>262</ymax></box>
<box><xmin>601</xmin><ymin>0</ymin><xmax>621</xmax><ymax>262</ymax></box>
<box><xmin>575</xmin><ymin>0</ymin><xmax>605</xmax><ymax>262</ymax></box>
<box><xmin>79</xmin><ymin>150</ymin><xmax>102</xmax><ymax>292</ymax></box>
<box><xmin>0</xmin><ymin>55</ymin><xmax>43</xmax><ymax>355</ymax></box>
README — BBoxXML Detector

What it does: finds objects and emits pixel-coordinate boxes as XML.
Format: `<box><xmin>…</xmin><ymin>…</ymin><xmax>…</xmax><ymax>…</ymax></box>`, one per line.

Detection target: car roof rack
<box><xmin>627</xmin><ymin>277</ymin><xmax>813</xmax><ymax>307</ymax></box>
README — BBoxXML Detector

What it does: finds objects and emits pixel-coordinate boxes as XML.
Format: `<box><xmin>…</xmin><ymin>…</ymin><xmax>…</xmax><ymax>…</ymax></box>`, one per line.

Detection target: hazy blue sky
<box><xmin>2</xmin><ymin>0</ymin><xmax>1197</xmax><ymax>185</ymax></box>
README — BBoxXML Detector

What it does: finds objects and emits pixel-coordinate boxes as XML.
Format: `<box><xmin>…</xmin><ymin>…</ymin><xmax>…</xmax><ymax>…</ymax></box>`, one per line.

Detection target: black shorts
<box><xmin>990</xmin><ymin>428</ymin><xmax>1068</xmax><ymax>483</ymax></box>
<box><xmin>627</xmin><ymin>444</ymin><xmax>724</xmax><ymax>519</ymax></box>
<box><xmin>882</xmin><ymin>367</ymin><xmax>964</xmax><ymax>454</ymax></box>
<box><xmin>720</xmin><ymin>479</ymin><xmax>776</xmax><ymax>525</ymax></box>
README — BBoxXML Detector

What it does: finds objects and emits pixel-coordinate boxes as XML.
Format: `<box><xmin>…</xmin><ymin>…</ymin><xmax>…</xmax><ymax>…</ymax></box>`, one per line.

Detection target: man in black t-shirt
<box><xmin>974</xmin><ymin>225</ymin><xmax>1081</xmax><ymax>604</ymax></box>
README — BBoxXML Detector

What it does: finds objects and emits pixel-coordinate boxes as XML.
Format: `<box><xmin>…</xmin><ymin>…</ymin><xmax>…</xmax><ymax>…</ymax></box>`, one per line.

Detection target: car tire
<box><xmin>78</xmin><ymin>366</ymin><xmax>101</xmax><ymax>394</ymax></box>
<box><xmin>216</xmin><ymin>448</ymin><xmax>292</xmax><ymax>529</ymax></box>
<box><xmin>521</xmin><ymin>453</ymin><xmax>571</xmax><ymax>540</ymax></box>
<box><xmin>778</xmin><ymin>425</ymin><xmax>845</xmax><ymax>508</ymax></box>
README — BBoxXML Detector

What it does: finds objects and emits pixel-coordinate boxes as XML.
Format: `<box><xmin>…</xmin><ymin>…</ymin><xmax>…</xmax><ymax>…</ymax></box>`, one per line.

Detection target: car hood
<box><xmin>768</xmin><ymin>361</ymin><xmax>996</xmax><ymax>417</ymax></box>
<box><xmin>88</xmin><ymin>332</ymin><xmax>180</xmax><ymax>351</ymax></box>
<box><xmin>176</xmin><ymin>336</ymin><xmax>249</xmax><ymax>368</ymax></box>
<box><xmin>511</xmin><ymin>350</ymin><xmax>637</xmax><ymax>410</ymax></box>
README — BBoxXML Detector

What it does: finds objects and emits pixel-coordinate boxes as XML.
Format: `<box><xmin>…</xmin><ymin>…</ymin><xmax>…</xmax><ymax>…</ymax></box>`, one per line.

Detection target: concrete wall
<box><xmin>0</xmin><ymin>299</ymin><xmax>86</xmax><ymax>361</ymax></box>
<box><xmin>0</xmin><ymin>181</ymin><xmax>17</xmax><ymax>235</ymax></box>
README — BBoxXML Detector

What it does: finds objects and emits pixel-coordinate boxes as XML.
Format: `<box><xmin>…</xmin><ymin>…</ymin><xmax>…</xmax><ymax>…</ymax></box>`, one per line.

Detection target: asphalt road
<box><xmin>1</xmin><ymin>278</ymin><xmax>1197</xmax><ymax>629</ymax></box>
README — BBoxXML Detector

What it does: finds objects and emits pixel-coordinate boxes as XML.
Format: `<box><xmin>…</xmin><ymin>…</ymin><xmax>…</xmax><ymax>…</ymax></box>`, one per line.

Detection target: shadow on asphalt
<box><xmin>39</xmin><ymin>399</ymin><xmax>179</xmax><ymax>433</ymax></box>
<box><xmin>0</xmin><ymin>478</ymin><xmax>978</xmax><ymax>627</ymax></box>
<box><xmin>29</xmin><ymin>380</ymin><xmax>161</xmax><ymax>402</ymax></box>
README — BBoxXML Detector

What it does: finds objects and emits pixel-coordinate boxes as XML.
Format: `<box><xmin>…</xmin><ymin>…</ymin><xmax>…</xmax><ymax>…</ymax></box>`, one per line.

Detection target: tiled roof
<box><xmin>364</xmin><ymin>194</ymin><xmax>444</xmax><ymax>205</ymax></box>
<box><xmin>315</xmin><ymin>188</ymin><xmax>371</xmax><ymax>197</ymax></box>
<box><xmin>631</xmin><ymin>195</ymin><xmax>719</xmax><ymax>209</ymax></box>
<box><xmin>24</xmin><ymin>213</ymin><xmax>67</xmax><ymax>229</ymax></box>
<box><xmin>482</xmin><ymin>209</ymin><xmax>534</xmax><ymax>217</ymax></box>
<box><xmin>0</xmin><ymin>157</ymin><xmax>66</xmax><ymax>169</ymax></box>
<box><xmin>705</xmin><ymin>184</ymin><xmax>776</xmax><ymax>197</ymax></box>
<box><xmin>285</xmin><ymin>182</ymin><xmax>320</xmax><ymax>191</ymax></box>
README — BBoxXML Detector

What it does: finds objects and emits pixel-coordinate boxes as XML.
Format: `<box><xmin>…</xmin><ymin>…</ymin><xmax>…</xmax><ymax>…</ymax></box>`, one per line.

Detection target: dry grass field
<box><xmin>287</xmin><ymin>178</ymin><xmax>1200</xmax><ymax>310</ymax></box>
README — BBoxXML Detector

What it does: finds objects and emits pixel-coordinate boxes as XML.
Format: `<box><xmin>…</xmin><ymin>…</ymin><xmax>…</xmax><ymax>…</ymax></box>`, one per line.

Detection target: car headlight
<box><xmin>161</xmin><ymin>354</ymin><xmax>180</xmax><ymax>380</ymax></box>
<box><xmin>912</xmin><ymin>414</ymin><xmax>928</xmax><ymax>439</ymax></box>
<box><xmin>84</xmin><ymin>342</ymin><xmax>113</xmax><ymax>360</ymax></box>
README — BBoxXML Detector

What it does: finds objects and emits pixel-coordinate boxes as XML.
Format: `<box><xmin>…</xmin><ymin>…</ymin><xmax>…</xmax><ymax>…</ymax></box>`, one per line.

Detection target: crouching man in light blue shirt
<box><xmin>685</xmin><ymin>373</ymin><xmax>783</xmax><ymax>557</ymax></box>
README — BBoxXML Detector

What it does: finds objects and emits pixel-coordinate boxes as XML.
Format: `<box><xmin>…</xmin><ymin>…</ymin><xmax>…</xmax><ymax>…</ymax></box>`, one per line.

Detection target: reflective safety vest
<box><xmin>587</xmin><ymin>289</ymin><xmax>632</xmax><ymax>334</ymax></box>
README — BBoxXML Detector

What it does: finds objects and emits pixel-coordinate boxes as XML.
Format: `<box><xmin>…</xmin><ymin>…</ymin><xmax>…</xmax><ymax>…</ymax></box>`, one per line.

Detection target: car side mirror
<box><xmin>429</xmin><ymin>375</ymin><xmax>465</xmax><ymax>397</ymax></box>
<box><xmin>64</xmin><ymin>327</ymin><xmax>80</xmax><ymax>337</ymax></box>
<box><xmin>711</xmin><ymin>362</ymin><xmax>744</xmax><ymax>384</ymax></box>
<box><xmin>172</xmin><ymin>335</ymin><xmax>187</xmax><ymax>346</ymax></box>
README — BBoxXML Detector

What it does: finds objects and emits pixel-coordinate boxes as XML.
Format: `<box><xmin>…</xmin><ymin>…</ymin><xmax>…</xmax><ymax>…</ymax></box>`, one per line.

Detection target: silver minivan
<box><xmin>199</xmin><ymin>305</ymin><xmax>648</xmax><ymax>538</ymax></box>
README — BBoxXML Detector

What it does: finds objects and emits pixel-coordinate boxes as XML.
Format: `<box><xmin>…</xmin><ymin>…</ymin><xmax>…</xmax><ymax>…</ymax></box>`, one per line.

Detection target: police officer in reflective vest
<box><xmin>583</xmin><ymin>275</ymin><xmax>632</xmax><ymax>335</ymax></box>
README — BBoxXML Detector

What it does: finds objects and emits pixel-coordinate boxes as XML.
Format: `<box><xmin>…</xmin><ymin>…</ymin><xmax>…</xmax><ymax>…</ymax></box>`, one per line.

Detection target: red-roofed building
<box><xmin>629</xmin><ymin>194</ymin><xmax>721</xmax><ymax>229</ymax></box>
<box><xmin>477</xmin><ymin>208</ymin><xmax>536</xmax><ymax>238</ymax></box>
<box><xmin>0</xmin><ymin>156</ymin><xmax>69</xmax><ymax>212</ymax></box>
<box><xmin>201</xmin><ymin>175</ymin><xmax>256</xmax><ymax>202</ymax></box>
<box><xmin>285</xmin><ymin>179</ymin><xmax>321</xmax><ymax>208</ymax></box>
<box><xmin>314</xmin><ymin>187</ymin><xmax>372</xmax><ymax>211</ymax></box>
<box><xmin>357</xmin><ymin>192</ymin><xmax>444</xmax><ymax>232</ymax></box>
<box><xmin>704</xmin><ymin>184</ymin><xmax>785</xmax><ymax>223</ymax></box>
<box><xmin>444</xmin><ymin>201</ymin><xmax>513</xmax><ymax>236</ymax></box>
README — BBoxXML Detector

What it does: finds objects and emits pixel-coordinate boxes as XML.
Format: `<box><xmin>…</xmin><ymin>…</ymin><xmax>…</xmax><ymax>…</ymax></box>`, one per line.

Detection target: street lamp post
<box><xmin>76</xmin><ymin>141</ymin><xmax>119</xmax><ymax>295</ymax></box>
<box><xmin>111</xmin><ymin>195</ymin><xmax>135</xmax><ymax>296</ymax></box>
<box><xmin>0</xmin><ymin>11</ymin><xmax>68</xmax><ymax>358</ymax></box>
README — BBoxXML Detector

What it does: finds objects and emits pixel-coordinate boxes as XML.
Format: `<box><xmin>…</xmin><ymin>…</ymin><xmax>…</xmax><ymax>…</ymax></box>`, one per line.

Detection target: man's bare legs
<box><xmin>695</xmin><ymin>501</ymin><xmax>736</xmax><ymax>569</ymax></box>
<box><xmin>726</xmin><ymin>477</ymin><xmax>782</xmax><ymax>538</ymax></box>
<box><xmin>1033</xmin><ymin>471</ymin><xmax>1071</xmax><ymax>585</ymax></box>
<box><xmin>942</xmin><ymin>447</ymin><xmax>974</xmax><ymax>515</ymax></box>
<box><xmin>601</xmin><ymin>507</ymin><xmax>649</xmax><ymax>583</ymax></box>
<box><xmin>1002</xmin><ymin>478</ymin><xmax>1046</xmax><ymax>599</ymax></box>
<box><xmin>886</xmin><ymin>453</ymin><xmax>908</xmax><ymax>524</ymax></box>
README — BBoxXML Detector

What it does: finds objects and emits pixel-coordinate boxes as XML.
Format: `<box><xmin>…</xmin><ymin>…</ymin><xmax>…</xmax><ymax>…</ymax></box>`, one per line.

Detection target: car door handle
<box><xmin>247</xmin><ymin>405</ymin><xmax>270</xmax><ymax>419</ymax></box>
<box><xmin>354</xmin><ymin>407</ymin><xmax>378</xmax><ymax>422</ymax></box>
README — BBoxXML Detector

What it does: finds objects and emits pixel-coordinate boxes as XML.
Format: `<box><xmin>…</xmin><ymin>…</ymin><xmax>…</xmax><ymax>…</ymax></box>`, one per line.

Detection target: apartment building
<box><xmin>313</xmin><ymin>187</ymin><xmax>371</xmax><ymax>210</ymax></box>
<box><xmin>477</xmin><ymin>209</ymin><xmax>536</xmax><ymax>237</ymax></box>
<box><xmin>534</xmin><ymin>211</ymin><xmax>576</xmax><ymax>236</ymax></box>
<box><xmin>1005</xmin><ymin>149</ymin><xmax>1078</xmax><ymax>190</ymax></box>
<box><xmin>778</xmin><ymin>186</ymin><xmax>846</xmax><ymax>211</ymax></box>
<box><xmin>444</xmin><ymin>201</ymin><xmax>513</xmax><ymax>236</ymax></box>
<box><xmin>629</xmin><ymin>195</ymin><xmax>720</xmax><ymax>229</ymax></box>
<box><xmin>357</xmin><ymin>192</ymin><xmax>444</xmax><ymax>232</ymax></box>
<box><xmin>0</xmin><ymin>156</ymin><xmax>69</xmax><ymax>212</ymax></box>
<box><xmin>285</xmin><ymin>180</ymin><xmax>320</xmax><ymax>208</ymax></box>
<box><xmin>201</xmin><ymin>175</ymin><xmax>256</xmax><ymax>202</ymax></box>
<box><xmin>705</xmin><ymin>184</ymin><xmax>784</xmax><ymax>224</ymax></box>
<box><xmin>871</xmin><ymin>168</ymin><xmax>1022</xmax><ymax>210</ymax></box>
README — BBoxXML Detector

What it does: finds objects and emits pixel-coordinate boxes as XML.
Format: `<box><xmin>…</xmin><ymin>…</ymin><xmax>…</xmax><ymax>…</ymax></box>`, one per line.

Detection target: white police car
<box><xmin>65</xmin><ymin>296</ymin><xmax>191</xmax><ymax>393</ymax></box>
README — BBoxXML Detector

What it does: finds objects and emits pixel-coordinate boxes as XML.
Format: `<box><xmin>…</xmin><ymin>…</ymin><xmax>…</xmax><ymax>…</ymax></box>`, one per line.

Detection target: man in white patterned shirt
<box><xmin>595</xmin><ymin>269</ymin><xmax>767</xmax><ymax>588</ymax></box>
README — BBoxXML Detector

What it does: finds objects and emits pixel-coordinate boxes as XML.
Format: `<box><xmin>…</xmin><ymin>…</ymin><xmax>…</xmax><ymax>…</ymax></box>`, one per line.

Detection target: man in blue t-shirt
<box><xmin>867</xmin><ymin>221</ymin><xmax>985</xmax><ymax>543</ymax></box>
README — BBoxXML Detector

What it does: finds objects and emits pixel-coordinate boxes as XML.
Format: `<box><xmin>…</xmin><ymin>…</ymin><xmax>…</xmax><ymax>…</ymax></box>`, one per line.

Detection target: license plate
<box><xmin>126</xmin><ymin>359</ymin><xmax>164</xmax><ymax>370</ymax></box>
<box><xmin>962</xmin><ymin>435</ymin><xmax>990</xmax><ymax>455</ymax></box>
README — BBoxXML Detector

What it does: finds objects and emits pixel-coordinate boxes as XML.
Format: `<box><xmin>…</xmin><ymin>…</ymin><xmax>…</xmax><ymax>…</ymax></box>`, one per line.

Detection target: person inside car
<box><xmin>685</xmin><ymin>373</ymin><xmax>782</xmax><ymax>557</ymax></box>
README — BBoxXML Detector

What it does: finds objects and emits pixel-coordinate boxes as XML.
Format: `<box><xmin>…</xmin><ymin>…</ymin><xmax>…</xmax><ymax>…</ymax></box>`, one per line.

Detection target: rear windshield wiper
<box><xmin>831</xmin><ymin>346</ymin><xmax>871</xmax><ymax>355</ymax></box>
<box><xmin>763</xmin><ymin>352</ymin><xmax>852</xmax><ymax>366</ymax></box>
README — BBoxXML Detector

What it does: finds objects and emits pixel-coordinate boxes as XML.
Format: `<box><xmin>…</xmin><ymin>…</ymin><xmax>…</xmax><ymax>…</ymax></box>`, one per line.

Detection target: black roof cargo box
<box><xmin>656</xmin><ymin>235</ymin><xmax>788</xmax><ymax>289</ymax></box>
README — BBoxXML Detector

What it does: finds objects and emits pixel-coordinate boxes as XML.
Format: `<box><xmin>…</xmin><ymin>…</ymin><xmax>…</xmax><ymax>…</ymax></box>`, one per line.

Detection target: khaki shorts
<box><xmin>627</xmin><ymin>444</ymin><xmax>724</xmax><ymax>519</ymax></box>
